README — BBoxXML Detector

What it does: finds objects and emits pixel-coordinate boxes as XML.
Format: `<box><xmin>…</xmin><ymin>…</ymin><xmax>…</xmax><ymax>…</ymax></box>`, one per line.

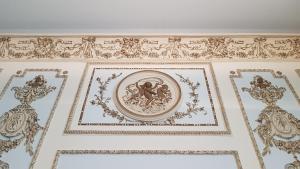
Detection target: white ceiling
<box><xmin>0</xmin><ymin>0</ymin><xmax>299</xmax><ymax>34</ymax></box>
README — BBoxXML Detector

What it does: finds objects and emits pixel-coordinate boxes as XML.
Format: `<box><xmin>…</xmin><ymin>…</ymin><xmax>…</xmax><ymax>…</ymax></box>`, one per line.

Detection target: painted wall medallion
<box><xmin>114</xmin><ymin>70</ymin><xmax>181</xmax><ymax>122</ymax></box>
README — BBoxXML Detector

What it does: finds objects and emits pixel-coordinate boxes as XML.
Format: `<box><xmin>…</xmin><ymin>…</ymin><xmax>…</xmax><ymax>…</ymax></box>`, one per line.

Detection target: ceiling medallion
<box><xmin>114</xmin><ymin>70</ymin><xmax>181</xmax><ymax>122</ymax></box>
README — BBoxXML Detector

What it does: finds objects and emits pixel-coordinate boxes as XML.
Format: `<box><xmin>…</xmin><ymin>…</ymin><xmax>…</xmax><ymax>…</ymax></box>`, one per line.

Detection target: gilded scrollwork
<box><xmin>242</xmin><ymin>75</ymin><xmax>300</xmax><ymax>169</ymax></box>
<box><xmin>0</xmin><ymin>75</ymin><xmax>56</xmax><ymax>168</ymax></box>
<box><xmin>1</xmin><ymin>36</ymin><xmax>299</xmax><ymax>60</ymax></box>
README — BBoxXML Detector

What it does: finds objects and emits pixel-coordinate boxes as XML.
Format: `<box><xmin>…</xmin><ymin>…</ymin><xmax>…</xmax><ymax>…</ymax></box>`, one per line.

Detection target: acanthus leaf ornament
<box><xmin>242</xmin><ymin>75</ymin><xmax>300</xmax><ymax>169</ymax></box>
<box><xmin>242</xmin><ymin>75</ymin><xmax>286</xmax><ymax>106</ymax></box>
<box><xmin>0</xmin><ymin>75</ymin><xmax>56</xmax><ymax>168</ymax></box>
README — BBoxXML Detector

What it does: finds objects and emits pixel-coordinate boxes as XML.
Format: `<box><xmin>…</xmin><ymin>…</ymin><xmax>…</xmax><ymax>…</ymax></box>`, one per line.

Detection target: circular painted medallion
<box><xmin>114</xmin><ymin>70</ymin><xmax>181</xmax><ymax>122</ymax></box>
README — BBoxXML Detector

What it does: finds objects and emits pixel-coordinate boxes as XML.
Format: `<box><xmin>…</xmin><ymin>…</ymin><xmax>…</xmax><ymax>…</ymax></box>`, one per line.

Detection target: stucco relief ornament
<box><xmin>31</xmin><ymin>37</ymin><xmax>56</xmax><ymax>58</ymax></box>
<box><xmin>242</xmin><ymin>75</ymin><xmax>300</xmax><ymax>169</ymax></box>
<box><xmin>91</xmin><ymin>71</ymin><xmax>205</xmax><ymax>124</ymax></box>
<box><xmin>0</xmin><ymin>37</ymin><xmax>10</xmax><ymax>58</ymax></box>
<box><xmin>114</xmin><ymin>70</ymin><xmax>181</xmax><ymax>122</ymax></box>
<box><xmin>114</xmin><ymin>38</ymin><xmax>145</xmax><ymax>58</ymax></box>
<box><xmin>74</xmin><ymin>37</ymin><xmax>97</xmax><ymax>58</ymax></box>
<box><xmin>0</xmin><ymin>75</ymin><xmax>56</xmax><ymax>168</ymax></box>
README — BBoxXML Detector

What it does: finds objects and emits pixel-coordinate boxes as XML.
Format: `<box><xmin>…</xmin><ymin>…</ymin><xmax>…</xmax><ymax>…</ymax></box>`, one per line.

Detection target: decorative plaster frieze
<box><xmin>0</xmin><ymin>35</ymin><xmax>299</xmax><ymax>60</ymax></box>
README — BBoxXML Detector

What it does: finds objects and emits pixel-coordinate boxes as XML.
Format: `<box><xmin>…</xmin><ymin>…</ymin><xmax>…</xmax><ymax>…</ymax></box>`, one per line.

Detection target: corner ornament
<box><xmin>0</xmin><ymin>75</ymin><xmax>56</xmax><ymax>168</ymax></box>
<box><xmin>242</xmin><ymin>75</ymin><xmax>300</xmax><ymax>169</ymax></box>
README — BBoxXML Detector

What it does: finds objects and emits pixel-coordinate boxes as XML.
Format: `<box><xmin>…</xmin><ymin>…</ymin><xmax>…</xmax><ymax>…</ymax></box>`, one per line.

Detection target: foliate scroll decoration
<box><xmin>166</xmin><ymin>74</ymin><xmax>205</xmax><ymax>124</ymax></box>
<box><xmin>90</xmin><ymin>73</ymin><xmax>205</xmax><ymax>124</ymax></box>
<box><xmin>242</xmin><ymin>75</ymin><xmax>300</xmax><ymax>169</ymax></box>
<box><xmin>0</xmin><ymin>36</ymin><xmax>300</xmax><ymax>60</ymax></box>
<box><xmin>90</xmin><ymin>73</ymin><xmax>129</xmax><ymax>123</ymax></box>
<box><xmin>0</xmin><ymin>75</ymin><xmax>56</xmax><ymax>168</ymax></box>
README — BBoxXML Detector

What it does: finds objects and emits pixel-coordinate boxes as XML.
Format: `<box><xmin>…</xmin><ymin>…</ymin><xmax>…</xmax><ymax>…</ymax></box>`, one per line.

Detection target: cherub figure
<box><xmin>157</xmin><ymin>84</ymin><xmax>169</xmax><ymax>103</ymax></box>
<box><xmin>136</xmin><ymin>81</ymin><xmax>158</xmax><ymax>106</ymax></box>
<box><xmin>27</xmin><ymin>75</ymin><xmax>45</xmax><ymax>88</ymax></box>
<box><xmin>253</xmin><ymin>76</ymin><xmax>271</xmax><ymax>89</ymax></box>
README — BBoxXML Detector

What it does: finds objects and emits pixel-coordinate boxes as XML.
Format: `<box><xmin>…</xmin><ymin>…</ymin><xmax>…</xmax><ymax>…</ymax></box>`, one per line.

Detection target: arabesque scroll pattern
<box><xmin>0</xmin><ymin>36</ymin><xmax>299</xmax><ymax>60</ymax></box>
<box><xmin>0</xmin><ymin>75</ymin><xmax>56</xmax><ymax>168</ymax></box>
<box><xmin>242</xmin><ymin>75</ymin><xmax>300</xmax><ymax>169</ymax></box>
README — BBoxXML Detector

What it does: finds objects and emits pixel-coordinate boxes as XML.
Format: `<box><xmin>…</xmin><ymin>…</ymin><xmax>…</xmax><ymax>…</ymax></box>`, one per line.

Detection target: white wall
<box><xmin>0</xmin><ymin>0</ymin><xmax>300</xmax><ymax>33</ymax></box>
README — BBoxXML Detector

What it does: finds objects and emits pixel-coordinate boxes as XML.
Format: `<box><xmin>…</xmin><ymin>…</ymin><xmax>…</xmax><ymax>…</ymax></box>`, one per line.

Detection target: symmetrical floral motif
<box><xmin>242</xmin><ymin>75</ymin><xmax>300</xmax><ymax>169</ymax></box>
<box><xmin>0</xmin><ymin>75</ymin><xmax>56</xmax><ymax>168</ymax></box>
<box><xmin>114</xmin><ymin>38</ymin><xmax>145</xmax><ymax>58</ymax></box>
<box><xmin>0</xmin><ymin>36</ymin><xmax>299</xmax><ymax>60</ymax></box>
<box><xmin>90</xmin><ymin>73</ymin><xmax>205</xmax><ymax>124</ymax></box>
<box><xmin>166</xmin><ymin>74</ymin><xmax>205</xmax><ymax>124</ymax></box>
<box><xmin>90</xmin><ymin>73</ymin><xmax>129</xmax><ymax>123</ymax></box>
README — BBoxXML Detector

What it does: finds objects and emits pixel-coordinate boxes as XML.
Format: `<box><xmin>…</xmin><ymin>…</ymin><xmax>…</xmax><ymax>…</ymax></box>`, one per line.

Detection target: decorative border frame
<box><xmin>64</xmin><ymin>62</ymin><xmax>231</xmax><ymax>135</ymax></box>
<box><xmin>78</xmin><ymin>67</ymin><xmax>218</xmax><ymax>126</ymax></box>
<box><xmin>0</xmin><ymin>35</ymin><xmax>300</xmax><ymax>61</ymax></box>
<box><xmin>0</xmin><ymin>69</ymin><xmax>68</xmax><ymax>169</ymax></box>
<box><xmin>229</xmin><ymin>69</ymin><xmax>300</xmax><ymax>169</ymax></box>
<box><xmin>51</xmin><ymin>150</ymin><xmax>243</xmax><ymax>169</ymax></box>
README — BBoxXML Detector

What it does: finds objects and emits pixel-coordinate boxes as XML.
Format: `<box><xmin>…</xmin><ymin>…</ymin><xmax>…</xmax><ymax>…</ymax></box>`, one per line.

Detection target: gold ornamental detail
<box><xmin>242</xmin><ymin>75</ymin><xmax>300</xmax><ymax>169</ymax></box>
<box><xmin>0</xmin><ymin>36</ymin><xmax>299</xmax><ymax>60</ymax></box>
<box><xmin>90</xmin><ymin>72</ymin><xmax>205</xmax><ymax>124</ymax></box>
<box><xmin>0</xmin><ymin>75</ymin><xmax>56</xmax><ymax>168</ymax></box>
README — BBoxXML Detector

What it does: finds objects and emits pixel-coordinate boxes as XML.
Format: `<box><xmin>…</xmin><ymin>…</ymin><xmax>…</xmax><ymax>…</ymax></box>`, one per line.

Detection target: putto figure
<box><xmin>136</xmin><ymin>81</ymin><xmax>159</xmax><ymax>106</ymax></box>
<box><xmin>157</xmin><ymin>84</ymin><xmax>169</xmax><ymax>102</ymax></box>
<box><xmin>123</xmin><ymin>77</ymin><xmax>172</xmax><ymax>114</ymax></box>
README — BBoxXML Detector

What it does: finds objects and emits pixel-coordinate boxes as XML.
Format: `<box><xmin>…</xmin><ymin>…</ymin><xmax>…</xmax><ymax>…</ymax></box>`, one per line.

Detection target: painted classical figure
<box><xmin>157</xmin><ymin>84</ymin><xmax>169</xmax><ymax>102</ymax></box>
<box><xmin>136</xmin><ymin>81</ymin><xmax>159</xmax><ymax>106</ymax></box>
